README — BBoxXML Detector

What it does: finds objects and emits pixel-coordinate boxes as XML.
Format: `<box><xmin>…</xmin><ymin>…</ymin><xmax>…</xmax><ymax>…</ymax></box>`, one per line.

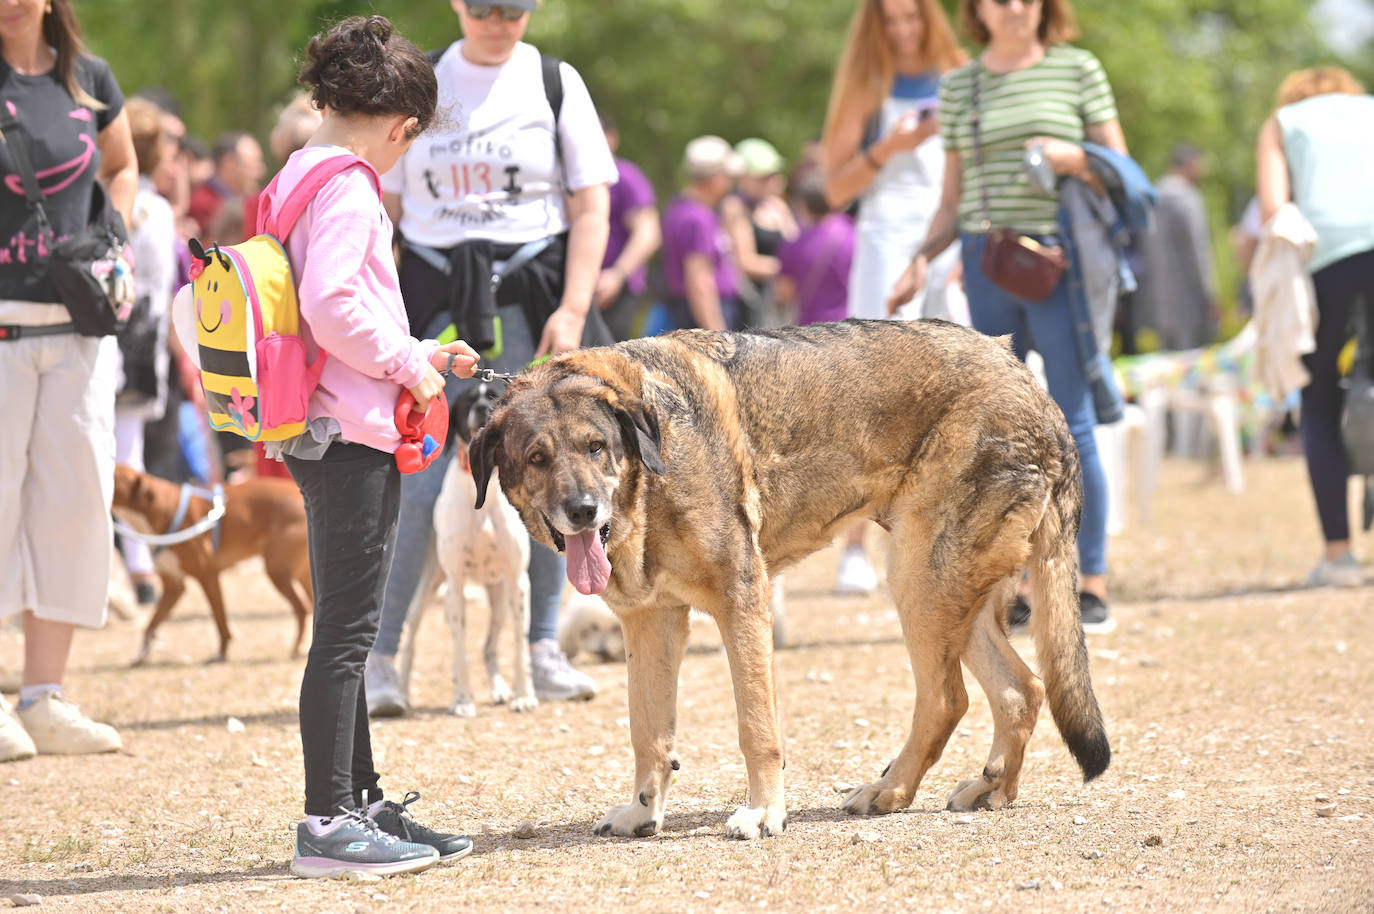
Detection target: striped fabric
<box><xmin>939</xmin><ymin>45</ymin><xmax>1118</xmax><ymax>235</ymax></box>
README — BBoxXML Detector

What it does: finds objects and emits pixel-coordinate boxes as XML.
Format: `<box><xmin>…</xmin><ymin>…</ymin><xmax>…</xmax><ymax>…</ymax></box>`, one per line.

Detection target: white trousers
<box><xmin>0</xmin><ymin>330</ymin><xmax>117</xmax><ymax>627</ymax></box>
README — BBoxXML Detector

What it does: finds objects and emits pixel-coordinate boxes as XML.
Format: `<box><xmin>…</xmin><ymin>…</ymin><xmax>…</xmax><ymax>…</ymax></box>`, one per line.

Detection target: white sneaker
<box><xmin>1306</xmin><ymin>552</ymin><xmax>1364</xmax><ymax>588</ymax></box>
<box><xmin>530</xmin><ymin>639</ymin><xmax>597</xmax><ymax>702</ymax></box>
<box><xmin>0</xmin><ymin>695</ymin><xmax>37</xmax><ymax>762</ymax></box>
<box><xmin>15</xmin><ymin>693</ymin><xmax>120</xmax><ymax>755</ymax></box>
<box><xmin>365</xmin><ymin>653</ymin><xmax>409</xmax><ymax>718</ymax></box>
<box><xmin>834</xmin><ymin>545</ymin><xmax>877</xmax><ymax>595</ymax></box>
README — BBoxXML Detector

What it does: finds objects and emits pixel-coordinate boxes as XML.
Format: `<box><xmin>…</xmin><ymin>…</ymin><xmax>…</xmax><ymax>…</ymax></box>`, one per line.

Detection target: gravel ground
<box><xmin>1</xmin><ymin>456</ymin><xmax>1371</xmax><ymax>913</ymax></box>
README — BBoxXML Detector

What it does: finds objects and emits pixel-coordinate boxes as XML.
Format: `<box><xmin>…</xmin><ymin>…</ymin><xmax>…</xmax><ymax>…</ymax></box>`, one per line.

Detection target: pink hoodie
<box><xmin>273</xmin><ymin>146</ymin><xmax>437</xmax><ymax>454</ymax></box>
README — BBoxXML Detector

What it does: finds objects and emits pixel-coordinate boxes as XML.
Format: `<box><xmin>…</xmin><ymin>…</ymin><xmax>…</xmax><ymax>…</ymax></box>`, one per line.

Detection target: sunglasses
<box><xmin>989</xmin><ymin>0</ymin><xmax>1042</xmax><ymax>5</ymax></box>
<box><xmin>466</xmin><ymin>4</ymin><xmax>529</xmax><ymax>20</ymax></box>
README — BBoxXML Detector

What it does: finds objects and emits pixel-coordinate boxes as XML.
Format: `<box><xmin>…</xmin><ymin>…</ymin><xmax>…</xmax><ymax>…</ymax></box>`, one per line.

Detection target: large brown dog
<box><xmin>471</xmin><ymin>319</ymin><xmax>1109</xmax><ymax>840</ymax></box>
<box><xmin>112</xmin><ymin>465</ymin><xmax>313</xmax><ymax>664</ymax></box>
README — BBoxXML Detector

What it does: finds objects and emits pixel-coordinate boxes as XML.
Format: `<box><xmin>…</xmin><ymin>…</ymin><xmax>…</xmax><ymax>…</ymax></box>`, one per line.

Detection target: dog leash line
<box><xmin>112</xmin><ymin>484</ymin><xmax>227</xmax><ymax>547</ymax></box>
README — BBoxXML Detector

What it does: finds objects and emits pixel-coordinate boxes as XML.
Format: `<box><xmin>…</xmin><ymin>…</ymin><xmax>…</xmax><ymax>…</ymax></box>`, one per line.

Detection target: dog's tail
<box><xmin>1027</xmin><ymin>451</ymin><xmax>1110</xmax><ymax>783</ymax></box>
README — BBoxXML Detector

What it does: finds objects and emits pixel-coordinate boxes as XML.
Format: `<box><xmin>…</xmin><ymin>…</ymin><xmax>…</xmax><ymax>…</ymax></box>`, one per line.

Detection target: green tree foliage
<box><xmin>76</xmin><ymin>0</ymin><xmax>1359</xmax><ymax>322</ymax></box>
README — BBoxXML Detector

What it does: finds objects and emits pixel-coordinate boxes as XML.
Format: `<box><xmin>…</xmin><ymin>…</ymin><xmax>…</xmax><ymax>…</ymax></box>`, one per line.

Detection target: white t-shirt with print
<box><xmin>382</xmin><ymin>41</ymin><xmax>617</xmax><ymax>247</ymax></box>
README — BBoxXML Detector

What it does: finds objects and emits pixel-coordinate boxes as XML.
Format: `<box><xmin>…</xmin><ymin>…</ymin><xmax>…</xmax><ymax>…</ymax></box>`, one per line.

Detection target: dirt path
<box><xmin>2</xmin><ymin>456</ymin><xmax>1371</xmax><ymax>913</ymax></box>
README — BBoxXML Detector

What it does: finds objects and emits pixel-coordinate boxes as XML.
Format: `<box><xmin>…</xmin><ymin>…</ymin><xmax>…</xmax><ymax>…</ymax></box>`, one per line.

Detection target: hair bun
<box><xmin>363</xmin><ymin>15</ymin><xmax>392</xmax><ymax>47</ymax></box>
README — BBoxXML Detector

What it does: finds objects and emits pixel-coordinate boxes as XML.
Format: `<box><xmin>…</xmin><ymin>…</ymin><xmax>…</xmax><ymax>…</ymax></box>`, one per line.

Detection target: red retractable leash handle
<box><xmin>394</xmin><ymin>388</ymin><xmax>448</xmax><ymax>474</ymax></box>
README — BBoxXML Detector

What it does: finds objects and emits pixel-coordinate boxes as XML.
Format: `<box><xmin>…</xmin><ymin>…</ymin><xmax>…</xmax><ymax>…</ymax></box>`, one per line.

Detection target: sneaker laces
<box><xmin>393</xmin><ymin>791</ymin><xmax>423</xmax><ymax>817</ymax></box>
<box><xmin>381</xmin><ymin>792</ymin><xmax>446</xmax><ymax>843</ymax></box>
<box><xmin>338</xmin><ymin>806</ymin><xmax>399</xmax><ymax>845</ymax></box>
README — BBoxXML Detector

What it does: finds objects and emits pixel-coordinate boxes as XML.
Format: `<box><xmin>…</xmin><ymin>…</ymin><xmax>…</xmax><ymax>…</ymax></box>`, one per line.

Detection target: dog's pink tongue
<box><xmin>566</xmin><ymin>529</ymin><xmax>611</xmax><ymax>595</ymax></box>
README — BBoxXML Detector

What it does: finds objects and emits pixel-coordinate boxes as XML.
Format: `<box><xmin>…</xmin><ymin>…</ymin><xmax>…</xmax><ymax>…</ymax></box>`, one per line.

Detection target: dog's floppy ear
<box><xmin>613</xmin><ymin>396</ymin><xmax>666</xmax><ymax>475</ymax></box>
<box><xmin>469</xmin><ymin>414</ymin><xmax>502</xmax><ymax>508</ymax></box>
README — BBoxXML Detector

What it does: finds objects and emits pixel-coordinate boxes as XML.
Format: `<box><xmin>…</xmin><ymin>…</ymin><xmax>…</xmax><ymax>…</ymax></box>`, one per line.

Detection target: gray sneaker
<box><xmin>372</xmin><ymin>792</ymin><xmax>473</xmax><ymax>862</ymax></box>
<box><xmin>291</xmin><ymin>809</ymin><xmax>438</xmax><ymax>879</ymax></box>
<box><xmin>1306</xmin><ymin>552</ymin><xmax>1364</xmax><ymax>588</ymax></box>
<box><xmin>530</xmin><ymin>639</ymin><xmax>598</xmax><ymax>702</ymax></box>
<box><xmin>365</xmin><ymin>653</ymin><xmax>408</xmax><ymax>718</ymax></box>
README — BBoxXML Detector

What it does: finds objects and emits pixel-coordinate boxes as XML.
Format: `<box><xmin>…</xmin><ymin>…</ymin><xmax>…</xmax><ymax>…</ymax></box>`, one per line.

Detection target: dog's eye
<box><xmin>529</xmin><ymin>452</ymin><xmax>547</xmax><ymax>467</ymax></box>
<box><xmin>589</xmin><ymin>441</ymin><xmax>604</xmax><ymax>455</ymax></box>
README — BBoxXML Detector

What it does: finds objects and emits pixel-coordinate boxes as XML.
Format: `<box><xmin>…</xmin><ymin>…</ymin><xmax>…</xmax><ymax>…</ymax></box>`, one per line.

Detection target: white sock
<box><xmin>18</xmin><ymin>683</ymin><xmax>60</xmax><ymax>708</ymax></box>
<box><xmin>305</xmin><ymin>815</ymin><xmax>343</xmax><ymax>836</ymax></box>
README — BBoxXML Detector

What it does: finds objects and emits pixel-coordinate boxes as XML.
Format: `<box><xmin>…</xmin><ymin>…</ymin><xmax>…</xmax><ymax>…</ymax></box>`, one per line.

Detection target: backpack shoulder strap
<box><xmin>541</xmin><ymin>53</ymin><xmax>564</xmax><ymax>164</ymax></box>
<box><xmin>540</xmin><ymin>54</ymin><xmax>563</xmax><ymax>124</ymax></box>
<box><xmin>259</xmin><ymin>154</ymin><xmax>382</xmax><ymax>239</ymax></box>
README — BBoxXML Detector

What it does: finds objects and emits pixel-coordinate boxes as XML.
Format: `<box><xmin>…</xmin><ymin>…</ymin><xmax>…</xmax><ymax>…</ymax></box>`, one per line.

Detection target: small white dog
<box><xmin>557</xmin><ymin>584</ymin><xmax>788</xmax><ymax>663</ymax></box>
<box><xmin>397</xmin><ymin>383</ymin><xmax>537</xmax><ymax>716</ymax></box>
<box><xmin>558</xmin><ymin>593</ymin><xmax>626</xmax><ymax>663</ymax></box>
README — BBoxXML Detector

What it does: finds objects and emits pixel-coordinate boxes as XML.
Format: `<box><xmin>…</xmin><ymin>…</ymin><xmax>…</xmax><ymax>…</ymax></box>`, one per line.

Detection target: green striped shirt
<box><xmin>938</xmin><ymin>45</ymin><xmax>1118</xmax><ymax>235</ymax></box>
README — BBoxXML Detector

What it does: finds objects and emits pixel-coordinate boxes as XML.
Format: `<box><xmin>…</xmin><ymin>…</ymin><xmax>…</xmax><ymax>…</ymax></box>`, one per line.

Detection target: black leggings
<box><xmin>286</xmin><ymin>441</ymin><xmax>401</xmax><ymax>816</ymax></box>
<box><xmin>1302</xmin><ymin>248</ymin><xmax>1374</xmax><ymax>543</ymax></box>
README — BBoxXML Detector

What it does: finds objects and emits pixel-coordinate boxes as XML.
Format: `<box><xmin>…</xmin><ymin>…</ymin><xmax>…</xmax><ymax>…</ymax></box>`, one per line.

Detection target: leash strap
<box><xmin>112</xmin><ymin>484</ymin><xmax>226</xmax><ymax>547</ymax></box>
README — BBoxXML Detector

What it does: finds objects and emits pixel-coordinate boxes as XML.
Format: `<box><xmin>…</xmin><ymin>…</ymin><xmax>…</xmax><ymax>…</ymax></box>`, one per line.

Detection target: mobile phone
<box><xmin>1023</xmin><ymin>143</ymin><xmax>1057</xmax><ymax>195</ymax></box>
<box><xmin>915</xmin><ymin>98</ymin><xmax>940</xmax><ymax>122</ymax></box>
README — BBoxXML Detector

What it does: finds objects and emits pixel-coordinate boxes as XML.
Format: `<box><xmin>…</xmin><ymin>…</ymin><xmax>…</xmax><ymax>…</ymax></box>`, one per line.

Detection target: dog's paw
<box><xmin>593</xmin><ymin>803</ymin><xmax>661</xmax><ymax>838</ymax></box>
<box><xmin>130</xmin><ymin>641</ymin><xmax>152</xmax><ymax>668</ymax></box>
<box><xmin>490</xmin><ymin>675</ymin><xmax>513</xmax><ymax>706</ymax></box>
<box><xmin>449</xmin><ymin>698</ymin><xmax>477</xmax><ymax>718</ymax></box>
<box><xmin>724</xmin><ymin>804</ymin><xmax>787</xmax><ymax>840</ymax></box>
<box><xmin>842</xmin><ymin>781</ymin><xmax>912</xmax><ymax>816</ymax></box>
<box><xmin>946</xmin><ymin>775</ymin><xmax>1012</xmax><ymax>812</ymax></box>
<box><xmin>509</xmin><ymin>694</ymin><xmax>538</xmax><ymax>713</ymax></box>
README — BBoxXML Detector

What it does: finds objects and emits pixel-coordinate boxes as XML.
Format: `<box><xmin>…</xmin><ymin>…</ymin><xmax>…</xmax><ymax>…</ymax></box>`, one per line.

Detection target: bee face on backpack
<box><xmin>192</xmin><ymin>243</ymin><xmax>263</xmax><ymax>438</ymax></box>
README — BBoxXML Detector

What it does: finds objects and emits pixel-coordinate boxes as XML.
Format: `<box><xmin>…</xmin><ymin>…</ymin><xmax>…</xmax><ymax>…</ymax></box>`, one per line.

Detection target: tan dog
<box><xmin>112</xmin><ymin>465</ymin><xmax>312</xmax><ymax>664</ymax></box>
<box><xmin>471</xmin><ymin>320</ymin><xmax>1109</xmax><ymax>840</ymax></box>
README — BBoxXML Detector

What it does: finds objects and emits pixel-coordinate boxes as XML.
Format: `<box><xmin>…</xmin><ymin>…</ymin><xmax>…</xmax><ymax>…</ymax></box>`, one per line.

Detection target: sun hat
<box><xmin>684</xmin><ymin>135</ymin><xmax>744</xmax><ymax>179</ymax></box>
<box><xmin>734</xmin><ymin>137</ymin><xmax>785</xmax><ymax>177</ymax></box>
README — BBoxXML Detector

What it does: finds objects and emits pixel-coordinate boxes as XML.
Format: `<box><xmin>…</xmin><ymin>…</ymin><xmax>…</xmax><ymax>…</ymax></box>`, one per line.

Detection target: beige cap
<box><xmin>684</xmin><ymin>135</ymin><xmax>743</xmax><ymax>180</ymax></box>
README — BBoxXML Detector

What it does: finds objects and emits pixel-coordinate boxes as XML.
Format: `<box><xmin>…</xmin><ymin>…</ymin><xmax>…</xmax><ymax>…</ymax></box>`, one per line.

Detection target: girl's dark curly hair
<box><xmin>298</xmin><ymin>15</ymin><xmax>437</xmax><ymax>138</ymax></box>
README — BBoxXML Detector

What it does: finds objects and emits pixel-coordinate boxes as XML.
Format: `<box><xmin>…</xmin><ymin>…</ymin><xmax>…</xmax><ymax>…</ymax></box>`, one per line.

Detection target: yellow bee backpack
<box><xmin>188</xmin><ymin>154</ymin><xmax>379</xmax><ymax>441</ymax></box>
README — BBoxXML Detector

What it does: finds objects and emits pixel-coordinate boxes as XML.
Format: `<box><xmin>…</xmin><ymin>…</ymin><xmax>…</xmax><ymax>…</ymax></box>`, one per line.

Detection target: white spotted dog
<box><xmin>397</xmin><ymin>382</ymin><xmax>536</xmax><ymax>717</ymax></box>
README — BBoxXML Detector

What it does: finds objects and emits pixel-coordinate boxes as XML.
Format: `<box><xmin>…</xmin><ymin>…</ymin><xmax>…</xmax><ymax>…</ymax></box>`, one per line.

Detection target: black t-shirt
<box><xmin>0</xmin><ymin>54</ymin><xmax>124</xmax><ymax>303</ymax></box>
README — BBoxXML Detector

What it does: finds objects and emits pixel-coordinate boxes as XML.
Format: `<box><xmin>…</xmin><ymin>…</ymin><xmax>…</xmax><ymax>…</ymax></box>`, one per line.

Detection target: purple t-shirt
<box><xmin>661</xmin><ymin>194</ymin><xmax>739</xmax><ymax>301</ymax></box>
<box><xmin>604</xmin><ymin>157</ymin><xmax>656</xmax><ymax>296</ymax></box>
<box><xmin>777</xmin><ymin>213</ymin><xmax>855</xmax><ymax>325</ymax></box>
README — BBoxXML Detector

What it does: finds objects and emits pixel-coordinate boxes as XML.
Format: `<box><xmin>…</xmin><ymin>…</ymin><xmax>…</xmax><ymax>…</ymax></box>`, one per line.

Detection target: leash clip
<box><xmin>474</xmin><ymin>367</ymin><xmax>516</xmax><ymax>383</ymax></box>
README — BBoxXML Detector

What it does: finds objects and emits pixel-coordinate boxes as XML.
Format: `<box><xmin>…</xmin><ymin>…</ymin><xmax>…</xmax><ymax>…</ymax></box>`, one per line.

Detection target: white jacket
<box><xmin>1249</xmin><ymin>203</ymin><xmax>1318</xmax><ymax>401</ymax></box>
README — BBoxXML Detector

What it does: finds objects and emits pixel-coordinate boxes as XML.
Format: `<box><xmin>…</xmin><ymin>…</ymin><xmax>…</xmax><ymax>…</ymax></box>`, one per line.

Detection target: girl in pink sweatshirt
<box><xmin>269</xmin><ymin>16</ymin><xmax>480</xmax><ymax>880</ymax></box>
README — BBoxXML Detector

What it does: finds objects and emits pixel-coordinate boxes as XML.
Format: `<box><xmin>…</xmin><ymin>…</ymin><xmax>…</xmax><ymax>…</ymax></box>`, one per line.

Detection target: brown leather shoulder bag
<box><xmin>970</xmin><ymin>63</ymin><xmax>1067</xmax><ymax>302</ymax></box>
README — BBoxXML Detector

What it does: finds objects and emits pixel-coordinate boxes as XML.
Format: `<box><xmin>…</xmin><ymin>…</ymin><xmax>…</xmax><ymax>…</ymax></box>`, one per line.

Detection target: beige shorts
<box><xmin>0</xmin><ymin>327</ymin><xmax>118</xmax><ymax>627</ymax></box>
